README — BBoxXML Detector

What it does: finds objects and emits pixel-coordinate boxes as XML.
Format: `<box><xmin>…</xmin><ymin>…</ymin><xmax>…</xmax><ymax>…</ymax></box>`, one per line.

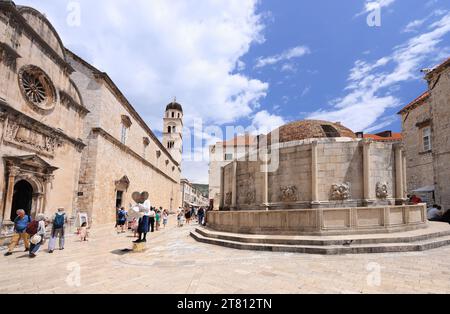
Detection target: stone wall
<box><xmin>221</xmin><ymin>139</ymin><xmax>402</xmax><ymax>210</ymax></box>
<box><xmin>207</xmin><ymin>204</ymin><xmax>427</xmax><ymax>236</ymax></box>
<box><xmin>401</xmin><ymin>98</ymin><xmax>434</xmax><ymax>193</ymax></box>
<box><xmin>430</xmin><ymin>66</ymin><xmax>450</xmax><ymax>209</ymax></box>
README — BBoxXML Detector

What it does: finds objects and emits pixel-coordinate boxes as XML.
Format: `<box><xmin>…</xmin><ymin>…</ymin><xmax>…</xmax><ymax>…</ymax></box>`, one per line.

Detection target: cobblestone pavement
<box><xmin>1</xmin><ymin>218</ymin><xmax>450</xmax><ymax>294</ymax></box>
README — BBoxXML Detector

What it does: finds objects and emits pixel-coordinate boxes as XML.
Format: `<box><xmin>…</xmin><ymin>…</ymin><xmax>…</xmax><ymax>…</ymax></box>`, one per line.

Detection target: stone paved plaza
<box><xmin>1</xmin><ymin>217</ymin><xmax>450</xmax><ymax>294</ymax></box>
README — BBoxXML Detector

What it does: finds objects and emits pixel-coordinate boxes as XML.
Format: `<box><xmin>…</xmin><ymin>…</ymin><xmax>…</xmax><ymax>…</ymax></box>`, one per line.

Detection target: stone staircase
<box><xmin>190</xmin><ymin>222</ymin><xmax>450</xmax><ymax>255</ymax></box>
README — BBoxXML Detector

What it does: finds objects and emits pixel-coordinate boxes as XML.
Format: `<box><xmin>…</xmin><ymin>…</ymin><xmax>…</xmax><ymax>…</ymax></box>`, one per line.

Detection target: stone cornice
<box><xmin>0</xmin><ymin>1</ymin><xmax>74</xmax><ymax>74</ymax></box>
<box><xmin>0</xmin><ymin>99</ymin><xmax>86</xmax><ymax>151</ymax></box>
<box><xmin>65</xmin><ymin>48</ymin><xmax>179</xmax><ymax>167</ymax></box>
<box><xmin>0</xmin><ymin>41</ymin><xmax>21</xmax><ymax>69</ymax></box>
<box><xmin>91</xmin><ymin>127</ymin><xmax>178</xmax><ymax>184</ymax></box>
<box><xmin>59</xmin><ymin>90</ymin><xmax>89</xmax><ymax>116</ymax></box>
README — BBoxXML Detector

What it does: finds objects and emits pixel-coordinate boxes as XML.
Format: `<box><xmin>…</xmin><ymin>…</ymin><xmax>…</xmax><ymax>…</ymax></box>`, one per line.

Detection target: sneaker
<box><xmin>48</xmin><ymin>250</ymin><xmax>54</xmax><ymax>254</ymax></box>
<box><xmin>133</xmin><ymin>239</ymin><xmax>142</xmax><ymax>243</ymax></box>
<box><xmin>29</xmin><ymin>253</ymin><xmax>36</xmax><ymax>258</ymax></box>
<box><xmin>60</xmin><ymin>248</ymin><xmax>64</xmax><ymax>251</ymax></box>
<box><xmin>4</xmin><ymin>252</ymin><xmax>12</xmax><ymax>256</ymax></box>
<box><xmin>24</xmin><ymin>249</ymin><xmax>29</xmax><ymax>252</ymax></box>
<box><xmin>142</xmin><ymin>239</ymin><xmax>147</xmax><ymax>243</ymax></box>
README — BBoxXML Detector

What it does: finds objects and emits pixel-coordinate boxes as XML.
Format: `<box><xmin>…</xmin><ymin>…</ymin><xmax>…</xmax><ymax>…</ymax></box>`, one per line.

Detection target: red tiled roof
<box><xmin>364</xmin><ymin>133</ymin><xmax>402</xmax><ymax>142</ymax></box>
<box><xmin>398</xmin><ymin>91</ymin><xmax>430</xmax><ymax>114</ymax></box>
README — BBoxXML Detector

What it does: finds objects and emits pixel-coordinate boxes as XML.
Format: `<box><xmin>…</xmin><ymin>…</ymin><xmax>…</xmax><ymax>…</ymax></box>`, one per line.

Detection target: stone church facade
<box><xmin>0</xmin><ymin>2</ymin><xmax>181</xmax><ymax>230</ymax></box>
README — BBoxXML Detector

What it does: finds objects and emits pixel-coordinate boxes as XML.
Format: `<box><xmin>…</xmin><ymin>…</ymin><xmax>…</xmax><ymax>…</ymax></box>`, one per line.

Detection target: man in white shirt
<box><xmin>427</xmin><ymin>204</ymin><xmax>443</xmax><ymax>221</ymax></box>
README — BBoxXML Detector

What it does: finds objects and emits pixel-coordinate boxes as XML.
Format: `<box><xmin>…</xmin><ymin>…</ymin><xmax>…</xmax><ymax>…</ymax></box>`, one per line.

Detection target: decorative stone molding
<box><xmin>0</xmin><ymin>2</ymin><xmax>74</xmax><ymax>74</ymax></box>
<box><xmin>59</xmin><ymin>90</ymin><xmax>89</xmax><ymax>116</ymax></box>
<box><xmin>121</xmin><ymin>115</ymin><xmax>132</xmax><ymax>128</ymax></box>
<box><xmin>0</xmin><ymin>42</ymin><xmax>21</xmax><ymax>70</ymax></box>
<box><xmin>143</xmin><ymin>137</ymin><xmax>150</xmax><ymax>146</ymax></box>
<box><xmin>4</xmin><ymin>119</ymin><xmax>62</xmax><ymax>157</ymax></box>
<box><xmin>115</xmin><ymin>175</ymin><xmax>130</xmax><ymax>191</ymax></box>
<box><xmin>280</xmin><ymin>186</ymin><xmax>298</xmax><ymax>202</ymax></box>
<box><xmin>0</xmin><ymin>100</ymin><xmax>86</xmax><ymax>155</ymax></box>
<box><xmin>330</xmin><ymin>183</ymin><xmax>351</xmax><ymax>201</ymax></box>
<box><xmin>376</xmin><ymin>182</ymin><xmax>389</xmax><ymax>199</ymax></box>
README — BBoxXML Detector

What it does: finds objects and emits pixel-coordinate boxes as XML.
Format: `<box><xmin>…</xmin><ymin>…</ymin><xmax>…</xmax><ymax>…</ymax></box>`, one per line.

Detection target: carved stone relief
<box><xmin>280</xmin><ymin>186</ymin><xmax>298</xmax><ymax>202</ymax></box>
<box><xmin>330</xmin><ymin>183</ymin><xmax>351</xmax><ymax>201</ymax></box>
<box><xmin>225</xmin><ymin>192</ymin><xmax>232</xmax><ymax>206</ymax></box>
<box><xmin>376</xmin><ymin>182</ymin><xmax>389</xmax><ymax>199</ymax></box>
<box><xmin>4</xmin><ymin>119</ymin><xmax>62</xmax><ymax>157</ymax></box>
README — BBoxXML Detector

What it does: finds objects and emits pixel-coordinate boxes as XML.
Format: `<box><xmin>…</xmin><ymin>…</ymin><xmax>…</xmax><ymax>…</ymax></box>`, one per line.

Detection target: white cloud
<box><xmin>402</xmin><ymin>10</ymin><xmax>446</xmax><ymax>33</ymax></box>
<box><xmin>308</xmin><ymin>11</ymin><xmax>450</xmax><ymax>132</ymax></box>
<box><xmin>300</xmin><ymin>86</ymin><xmax>311</xmax><ymax>97</ymax></box>
<box><xmin>20</xmin><ymin>0</ymin><xmax>268</xmax><ymax>129</ymax></box>
<box><xmin>255</xmin><ymin>45</ymin><xmax>310</xmax><ymax>69</ymax></box>
<box><xmin>251</xmin><ymin>110</ymin><xmax>286</xmax><ymax>135</ymax></box>
<box><xmin>364</xmin><ymin>0</ymin><xmax>396</xmax><ymax>13</ymax></box>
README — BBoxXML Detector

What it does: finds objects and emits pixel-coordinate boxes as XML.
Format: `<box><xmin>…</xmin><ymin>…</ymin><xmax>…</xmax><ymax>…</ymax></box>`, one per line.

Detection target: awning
<box><xmin>412</xmin><ymin>185</ymin><xmax>435</xmax><ymax>193</ymax></box>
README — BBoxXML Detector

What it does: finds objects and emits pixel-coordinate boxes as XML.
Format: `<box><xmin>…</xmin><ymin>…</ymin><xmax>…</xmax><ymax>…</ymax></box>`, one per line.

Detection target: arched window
<box><xmin>172</xmin><ymin>126</ymin><xmax>176</xmax><ymax>133</ymax></box>
<box><xmin>168</xmin><ymin>126</ymin><xmax>172</xmax><ymax>133</ymax></box>
<box><xmin>172</xmin><ymin>112</ymin><xmax>175</xmax><ymax>118</ymax></box>
<box><xmin>178</xmin><ymin>113</ymin><xmax>180</xmax><ymax>118</ymax></box>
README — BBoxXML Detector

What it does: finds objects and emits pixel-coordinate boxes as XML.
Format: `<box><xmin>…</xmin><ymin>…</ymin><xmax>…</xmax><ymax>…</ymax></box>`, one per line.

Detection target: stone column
<box><xmin>395</xmin><ymin>144</ymin><xmax>404</xmax><ymax>202</ymax></box>
<box><xmin>363</xmin><ymin>140</ymin><xmax>374</xmax><ymax>203</ymax></box>
<box><xmin>311</xmin><ymin>141</ymin><xmax>319</xmax><ymax>206</ymax></box>
<box><xmin>264</xmin><ymin>161</ymin><xmax>269</xmax><ymax>211</ymax></box>
<box><xmin>231</xmin><ymin>160</ymin><xmax>238</xmax><ymax>209</ymax></box>
<box><xmin>402</xmin><ymin>151</ymin><xmax>407</xmax><ymax>198</ymax></box>
<box><xmin>42</xmin><ymin>174</ymin><xmax>54</xmax><ymax>215</ymax></box>
<box><xmin>219</xmin><ymin>166</ymin><xmax>225</xmax><ymax>210</ymax></box>
<box><xmin>3</xmin><ymin>166</ymin><xmax>20</xmax><ymax>222</ymax></box>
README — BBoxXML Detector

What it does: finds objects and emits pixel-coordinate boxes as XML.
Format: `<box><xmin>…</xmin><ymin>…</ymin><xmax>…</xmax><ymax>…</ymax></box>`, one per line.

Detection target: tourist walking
<box><xmin>116</xmin><ymin>207</ymin><xmax>127</xmax><ymax>234</ymax></box>
<box><xmin>28</xmin><ymin>213</ymin><xmax>47</xmax><ymax>258</ymax></box>
<box><xmin>134</xmin><ymin>213</ymin><xmax>150</xmax><ymax>243</ymax></box>
<box><xmin>48</xmin><ymin>208</ymin><xmax>67</xmax><ymax>253</ymax></box>
<box><xmin>149</xmin><ymin>207</ymin><xmax>156</xmax><ymax>232</ymax></box>
<box><xmin>198</xmin><ymin>207</ymin><xmax>205</xmax><ymax>226</ymax></box>
<box><xmin>185</xmin><ymin>207</ymin><xmax>192</xmax><ymax>225</ymax></box>
<box><xmin>162</xmin><ymin>210</ymin><xmax>169</xmax><ymax>228</ymax></box>
<box><xmin>4</xmin><ymin>209</ymin><xmax>31</xmax><ymax>256</ymax></box>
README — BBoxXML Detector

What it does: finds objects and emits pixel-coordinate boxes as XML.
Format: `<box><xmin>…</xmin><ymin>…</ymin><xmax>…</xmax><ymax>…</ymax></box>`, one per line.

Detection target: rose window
<box><xmin>18</xmin><ymin>66</ymin><xmax>56</xmax><ymax>112</ymax></box>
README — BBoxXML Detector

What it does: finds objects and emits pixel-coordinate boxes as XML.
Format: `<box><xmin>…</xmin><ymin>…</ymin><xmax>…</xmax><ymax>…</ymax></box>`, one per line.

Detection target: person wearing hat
<box><xmin>29</xmin><ymin>213</ymin><xmax>47</xmax><ymax>258</ymax></box>
<box><xmin>48</xmin><ymin>208</ymin><xmax>68</xmax><ymax>253</ymax></box>
<box><xmin>4</xmin><ymin>209</ymin><xmax>31</xmax><ymax>256</ymax></box>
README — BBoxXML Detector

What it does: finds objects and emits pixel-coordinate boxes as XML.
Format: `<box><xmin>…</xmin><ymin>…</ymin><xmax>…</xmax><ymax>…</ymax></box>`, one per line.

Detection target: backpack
<box><xmin>53</xmin><ymin>214</ymin><xmax>65</xmax><ymax>229</ymax></box>
<box><xmin>26</xmin><ymin>220</ymin><xmax>39</xmax><ymax>235</ymax></box>
<box><xmin>118</xmin><ymin>210</ymin><xmax>126</xmax><ymax>221</ymax></box>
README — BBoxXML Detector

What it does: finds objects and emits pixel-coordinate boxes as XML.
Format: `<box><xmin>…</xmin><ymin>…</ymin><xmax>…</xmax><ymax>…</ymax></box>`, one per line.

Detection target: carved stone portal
<box><xmin>280</xmin><ymin>186</ymin><xmax>298</xmax><ymax>202</ymax></box>
<box><xmin>330</xmin><ymin>183</ymin><xmax>351</xmax><ymax>201</ymax></box>
<box><xmin>376</xmin><ymin>182</ymin><xmax>389</xmax><ymax>199</ymax></box>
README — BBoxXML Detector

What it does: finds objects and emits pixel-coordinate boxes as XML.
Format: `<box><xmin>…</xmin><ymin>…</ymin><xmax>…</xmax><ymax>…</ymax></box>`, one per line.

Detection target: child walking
<box><xmin>163</xmin><ymin>210</ymin><xmax>169</xmax><ymax>228</ymax></box>
<box><xmin>79</xmin><ymin>222</ymin><xmax>88</xmax><ymax>242</ymax></box>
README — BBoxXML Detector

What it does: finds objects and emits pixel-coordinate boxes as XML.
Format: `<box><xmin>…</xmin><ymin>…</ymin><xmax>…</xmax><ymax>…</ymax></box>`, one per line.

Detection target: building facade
<box><xmin>181</xmin><ymin>178</ymin><xmax>209</xmax><ymax>208</ymax></box>
<box><xmin>399</xmin><ymin>57</ymin><xmax>450</xmax><ymax>209</ymax></box>
<box><xmin>0</xmin><ymin>2</ymin><xmax>182</xmax><ymax>231</ymax></box>
<box><xmin>208</xmin><ymin>135</ymin><xmax>256</xmax><ymax>210</ymax></box>
<box><xmin>68</xmin><ymin>51</ymin><xmax>182</xmax><ymax>225</ymax></box>
<box><xmin>0</xmin><ymin>3</ymin><xmax>87</xmax><ymax>232</ymax></box>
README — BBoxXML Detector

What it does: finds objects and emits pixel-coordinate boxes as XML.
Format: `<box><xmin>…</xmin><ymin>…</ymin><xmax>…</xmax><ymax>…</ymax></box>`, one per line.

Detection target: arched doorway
<box><xmin>10</xmin><ymin>180</ymin><xmax>33</xmax><ymax>221</ymax></box>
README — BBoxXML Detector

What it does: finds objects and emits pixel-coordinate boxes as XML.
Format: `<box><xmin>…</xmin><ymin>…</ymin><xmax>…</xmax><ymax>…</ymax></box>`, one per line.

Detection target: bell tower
<box><xmin>163</xmin><ymin>98</ymin><xmax>183</xmax><ymax>165</ymax></box>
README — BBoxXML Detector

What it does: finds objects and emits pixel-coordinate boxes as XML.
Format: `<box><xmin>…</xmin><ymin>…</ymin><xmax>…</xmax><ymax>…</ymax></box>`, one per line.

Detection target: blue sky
<box><xmin>18</xmin><ymin>0</ymin><xmax>450</xmax><ymax>183</ymax></box>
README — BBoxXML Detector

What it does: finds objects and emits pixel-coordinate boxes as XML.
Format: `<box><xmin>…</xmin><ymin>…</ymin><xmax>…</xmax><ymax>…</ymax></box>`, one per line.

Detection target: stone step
<box><xmin>190</xmin><ymin>229</ymin><xmax>450</xmax><ymax>255</ymax></box>
<box><xmin>194</xmin><ymin>223</ymin><xmax>450</xmax><ymax>246</ymax></box>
